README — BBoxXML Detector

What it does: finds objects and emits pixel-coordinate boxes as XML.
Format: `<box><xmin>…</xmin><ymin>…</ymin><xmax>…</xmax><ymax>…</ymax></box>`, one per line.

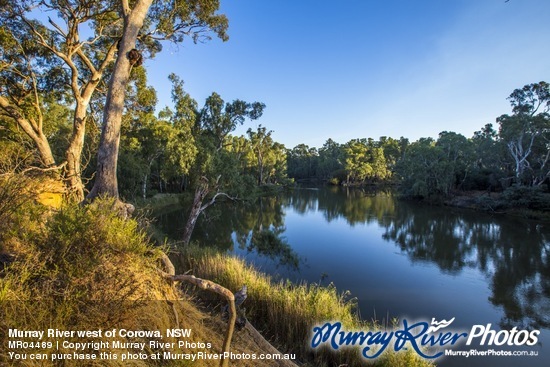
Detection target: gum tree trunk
<box><xmin>0</xmin><ymin>96</ymin><xmax>56</xmax><ymax>167</ymax></box>
<box><xmin>87</xmin><ymin>0</ymin><xmax>154</xmax><ymax>201</ymax></box>
<box><xmin>64</xmin><ymin>105</ymin><xmax>88</xmax><ymax>200</ymax></box>
<box><xmin>182</xmin><ymin>183</ymin><xmax>210</xmax><ymax>245</ymax></box>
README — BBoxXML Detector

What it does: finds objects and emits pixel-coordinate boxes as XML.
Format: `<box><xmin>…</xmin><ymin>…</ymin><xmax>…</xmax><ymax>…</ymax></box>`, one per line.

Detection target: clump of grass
<box><xmin>177</xmin><ymin>246</ymin><xmax>433</xmax><ymax>367</ymax></box>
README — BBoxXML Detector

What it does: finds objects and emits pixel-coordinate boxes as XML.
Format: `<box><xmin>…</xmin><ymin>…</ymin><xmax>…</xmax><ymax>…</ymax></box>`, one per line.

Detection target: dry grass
<box><xmin>0</xmin><ymin>190</ymin><xmax>294</xmax><ymax>367</ymax></box>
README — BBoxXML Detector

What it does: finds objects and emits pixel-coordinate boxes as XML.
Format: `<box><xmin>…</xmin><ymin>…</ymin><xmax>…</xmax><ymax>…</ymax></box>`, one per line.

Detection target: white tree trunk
<box><xmin>87</xmin><ymin>0</ymin><xmax>154</xmax><ymax>201</ymax></box>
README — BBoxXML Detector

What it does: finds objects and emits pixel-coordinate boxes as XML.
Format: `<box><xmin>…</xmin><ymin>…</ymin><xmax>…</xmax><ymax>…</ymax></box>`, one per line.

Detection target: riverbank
<box><xmin>441</xmin><ymin>187</ymin><xmax>550</xmax><ymax>221</ymax></box>
<box><xmin>0</xmin><ymin>175</ymin><xmax>431</xmax><ymax>367</ymax></box>
<box><xmin>0</xmin><ymin>176</ymin><xmax>296</xmax><ymax>367</ymax></box>
<box><xmin>173</xmin><ymin>246</ymin><xmax>433</xmax><ymax>367</ymax></box>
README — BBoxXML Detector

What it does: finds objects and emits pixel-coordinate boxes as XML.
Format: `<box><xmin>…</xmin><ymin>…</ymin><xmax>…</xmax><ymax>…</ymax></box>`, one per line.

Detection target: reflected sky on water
<box><xmin>156</xmin><ymin>186</ymin><xmax>550</xmax><ymax>366</ymax></box>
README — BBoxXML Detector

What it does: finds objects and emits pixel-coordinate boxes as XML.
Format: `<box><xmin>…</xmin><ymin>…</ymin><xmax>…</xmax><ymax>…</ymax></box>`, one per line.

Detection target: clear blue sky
<box><xmin>147</xmin><ymin>0</ymin><xmax>550</xmax><ymax>149</ymax></box>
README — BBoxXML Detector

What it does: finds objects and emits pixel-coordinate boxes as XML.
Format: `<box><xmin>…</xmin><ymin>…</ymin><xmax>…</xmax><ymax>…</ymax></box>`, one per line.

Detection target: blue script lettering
<box><xmin>393</xmin><ymin>320</ymin><xmax>467</xmax><ymax>359</ymax></box>
<box><xmin>311</xmin><ymin>319</ymin><xmax>467</xmax><ymax>360</ymax></box>
<box><xmin>310</xmin><ymin>322</ymin><xmax>394</xmax><ymax>358</ymax></box>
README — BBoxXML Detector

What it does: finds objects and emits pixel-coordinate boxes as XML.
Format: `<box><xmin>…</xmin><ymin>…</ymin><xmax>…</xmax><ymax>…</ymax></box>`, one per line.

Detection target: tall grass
<box><xmin>176</xmin><ymin>246</ymin><xmax>433</xmax><ymax>367</ymax></box>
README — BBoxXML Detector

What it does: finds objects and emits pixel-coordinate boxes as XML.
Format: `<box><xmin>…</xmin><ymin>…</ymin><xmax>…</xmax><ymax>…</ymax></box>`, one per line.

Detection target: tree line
<box><xmin>288</xmin><ymin>81</ymin><xmax>550</xmax><ymax>201</ymax></box>
<box><xmin>1</xmin><ymin>1</ymin><xmax>549</xmax><ymax>218</ymax></box>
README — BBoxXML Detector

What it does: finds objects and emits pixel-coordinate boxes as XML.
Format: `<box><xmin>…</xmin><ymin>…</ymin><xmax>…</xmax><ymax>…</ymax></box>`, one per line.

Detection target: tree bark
<box><xmin>182</xmin><ymin>183</ymin><xmax>210</xmax><ymax>245</ymax></box>
<box><xmin>64</xmin><ymin>104</ymin><xmax>88</xmax><ymax>200</ymax></box>
<box><xmin>87</xmin><ymin>0</ymin><xmax>154</xmax><ymax>201</ymax></box>
<box><xmin>0</xmin><ymin>96</ymin><xmax>56</xmax><ymax>167</ymax></box>
<box><xmin>142</xmin><ymin>173</ymin><xmax>148</xmax><ymax>199</ymax></box>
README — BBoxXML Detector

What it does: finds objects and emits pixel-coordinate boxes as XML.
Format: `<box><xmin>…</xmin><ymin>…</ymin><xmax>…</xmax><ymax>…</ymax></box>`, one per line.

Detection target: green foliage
<box><xmin>344</xmin><ymin>138</ymin><xmax>390</xmax><ymax>185</ymax></box>
<box><xmin>318</xmin><ymin>138</ymin><xmax>344</xmax><ymax>179</ymax></box>
<box><xmin>200</xmin><ymin>92</ymin><xmax>265</xmax><ymax>150</ymax></box>
<box><xmin>118</xmin><ymin>71</ymin><xmax>198</xmax><ymax>200</ymax></box>
<box><xmin>38</xmin><ymin>200</ymin><xmax>153</xmax><ymax>279</ymax></box>
<box><xmin>0</xmin><ymin>190</ymin><xmax>252</xmax><ymax>367</ymax></box>
<box><xmin>246</xmin><ymin>125</ymin><xmax>288</xmax><ymax>185</ymax></box>
<box><xmin>0</xmin><ymin>175</ymin><xmax>42</xmax><ymax>244</ymax></box>
<box><xmin>501</xmin><ymin>185</ymin><xmax>550</xmax><ymax>211</ymax></box>
<box><xmin>497</xmin><ymin>82</ymin><xmax>550</xmax><ymax>186</ymax></box>
<box><xmin>287</xmin><ymin>143</ymin><xmax>319</xmax><ymax>180</ymax></box>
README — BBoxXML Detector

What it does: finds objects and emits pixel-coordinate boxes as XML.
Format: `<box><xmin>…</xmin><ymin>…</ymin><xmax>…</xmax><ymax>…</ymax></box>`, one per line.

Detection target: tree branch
<box><xmin>158</xmin><ymin>257</ymin><xmax>236</xmax><ymax>367</ymax></box>
<box><xmin>122</xmin><ymin>0</ymin><xmax>131</xmax><ymax>17</ymax></box>
<box><xmin>200</xmin><ymin>192</ymin><xmax>237</xmax><ymax>212</ymax></box>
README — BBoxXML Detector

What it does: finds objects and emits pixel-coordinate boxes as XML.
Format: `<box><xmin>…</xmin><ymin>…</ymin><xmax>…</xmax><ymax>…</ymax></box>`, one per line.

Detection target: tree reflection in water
<box><xmin>156</xmin><ymin>187</ymin><xmax>550</xmax><ymax>329</ymax></box>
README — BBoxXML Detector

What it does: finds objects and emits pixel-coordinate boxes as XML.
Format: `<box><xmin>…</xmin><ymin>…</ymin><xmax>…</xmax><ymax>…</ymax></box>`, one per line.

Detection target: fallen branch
<box><xmin>157</xmin><ymin>253</ymin><xmax>299</xmax><ymax>367</ymax></box>
<box><xmin>158</xmin><ymin>253</ymin><xmax>236</xmax><ymax>367</ymax></box>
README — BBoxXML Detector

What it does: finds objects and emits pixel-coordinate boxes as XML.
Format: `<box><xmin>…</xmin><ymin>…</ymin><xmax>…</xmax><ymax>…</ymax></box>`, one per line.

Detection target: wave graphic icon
<box><xmin>427</xmin><ymin>317</ymin><xmax>456</xmax><ymax>333</ymax></box>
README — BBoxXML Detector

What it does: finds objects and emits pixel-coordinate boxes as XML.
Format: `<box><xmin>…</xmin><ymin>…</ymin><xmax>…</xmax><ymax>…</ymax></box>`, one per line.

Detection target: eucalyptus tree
<box><xmin>246</xmin><ymin>125</ymin><xmax>287</xmax><ymax>185</ymax></box>
<box><xmin>343</xmin><ymin>138</ymin><xmax>388</xmax><ymax>185</ymax></box>
<box><xmin>0</xmin><ymin>19</ymin><xmax>61</xmax><ymax>168</ymax></box>
<box><xmin>435</xmin><ymin>131</ymin><xmax>475</xmax><ymax>190</ymax></box>
<box><xmin>497</xmin><ymin>81</ymin><xmax>550</xmax><ymax>186</ymax></box>
<box><xmin>87</xmin><ymin>0</ymin><xmax>228</xmax><ymax>201</ymax></box>
<box><xmin>181</xmin><ymin>92</ymin><xmax>265</xmax><ymax>245</ymax></box>
<box><xmin>317</xmin><ymin>139</ymin><xmax>344</xmax><ymax>180</ymax></box>
<box><xmin>0</xmin><ymin>0</ymin><xmax>227</xmax><ymax>201</ymax></box>
<box><xmin>395</xmin><ymin>138</ymin><xmax>442</xmax><ymax>198</ymax></box>
<box><xmin>0</xmin><ymin>1</ymin><xmax>123</xmax><ymax>199</ymax></box>
<box><xmin>200</xmin><ymin>92</ymin><xmax>265</xmax><ymax>150</ymax></box>
<box><xmin>287</xmin><ymin>144</ymin><xmax>318</xmax><ymax>180</ymax></box>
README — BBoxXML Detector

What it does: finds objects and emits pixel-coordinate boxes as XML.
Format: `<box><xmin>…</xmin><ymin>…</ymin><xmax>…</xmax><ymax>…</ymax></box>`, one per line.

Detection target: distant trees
<box><xmin>395</xmin><ymin>134</ymin><xmax>474</xmax><ymax>198</ymax></box>
<box><xmin>287</xmin><ymin>144</ymin><xmax>318</xmax><ymax>180</ymax></box>
<box><xmin>246</xmin><ymin>126</ymin><xmax>287</xmax><ymax>185</ymax></box>
<box><xmin>343</xmin><ymin>138</ymin><xmax>389</xmax><ymax>185</ymax></box>
<box><xmin>286</xmin><ymin>137</ymin><xmax>405</xmax><ymax>185</ymax></box>
<box><xmin>1</xmin><ymin>6</ymin><xmax>547</xmax><ymax>216</ymax></box>
<box><xmin>396</xmin><ymin>82</ymin><xmax>549</xmax><ymax>199</ymax></box>
<box><xmin>285</xmin><ymin>82</ymin><xmax>549</xmax><ymax>201</ymax></box>
<box><xmin>497</xmin><ymin>82</ymin><xmax>550</xmax><ymax>186</ymax></box>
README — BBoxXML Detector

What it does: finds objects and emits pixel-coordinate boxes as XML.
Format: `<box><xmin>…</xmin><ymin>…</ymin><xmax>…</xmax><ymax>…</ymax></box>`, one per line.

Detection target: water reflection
<box><xmin>156</xmin><ymin>197</ymin><xmax>300</xmax><ymax>268</ymax></box>
<box><xmin>380</xmin><ymin>199</ymin><xmax>550</xmax><ymax>329</ymax></box>
<box><xmin>155</xmin><ymin>187</ymin><xmax>550</xmax><ymax>330</ymax></box>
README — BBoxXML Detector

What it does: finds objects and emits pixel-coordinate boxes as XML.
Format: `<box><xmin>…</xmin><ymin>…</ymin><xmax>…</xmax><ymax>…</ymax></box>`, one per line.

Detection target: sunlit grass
<box><xmin>177</xmin><ymin>246</ymin><xmax>434</xmax><ymax>367</ymax></box>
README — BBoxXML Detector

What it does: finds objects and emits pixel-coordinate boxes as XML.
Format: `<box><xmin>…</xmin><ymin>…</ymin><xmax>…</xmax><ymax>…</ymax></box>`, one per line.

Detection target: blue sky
<box><xmin>147</xmin><ymin>0</ymin><xmax>550</xmax><ymax>149</ymax></box>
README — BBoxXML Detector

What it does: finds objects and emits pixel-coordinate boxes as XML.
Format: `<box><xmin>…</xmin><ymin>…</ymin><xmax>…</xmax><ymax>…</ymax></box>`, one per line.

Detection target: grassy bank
<box><xmin>0</xmin><ymin>175</ymin><xmax>294</xmax><ymax>367</ymax></box>
<box><xmin>175</xmin><ymin>246</ymin><xmax>433</xmax><ymax>367</ymax></box>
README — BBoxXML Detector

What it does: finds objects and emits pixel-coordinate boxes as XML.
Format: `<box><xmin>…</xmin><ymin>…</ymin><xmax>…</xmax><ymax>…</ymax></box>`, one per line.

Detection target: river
<box><xmin>156</xmin><ymin>186</ymin><xmax>550</xmax><ymax>367</ymax></box>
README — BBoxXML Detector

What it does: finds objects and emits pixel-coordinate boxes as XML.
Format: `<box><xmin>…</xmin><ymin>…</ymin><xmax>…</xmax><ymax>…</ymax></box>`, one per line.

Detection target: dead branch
<box><xmin>158</xmin><ymin>254</ymin><xmax>236</xmax><ymax>367</ymax></box>
<box><xmin>19</xmin><ymin>162</ymin><xmax>67</xmax><ymax>175</ymax></box>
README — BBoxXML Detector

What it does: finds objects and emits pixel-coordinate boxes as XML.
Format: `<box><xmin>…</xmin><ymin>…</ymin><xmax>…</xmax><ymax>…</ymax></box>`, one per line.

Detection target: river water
<box><xmin>156</xmin><ymin>186</ymin><xmax>550</xmax><ymax>367</ymax></box>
